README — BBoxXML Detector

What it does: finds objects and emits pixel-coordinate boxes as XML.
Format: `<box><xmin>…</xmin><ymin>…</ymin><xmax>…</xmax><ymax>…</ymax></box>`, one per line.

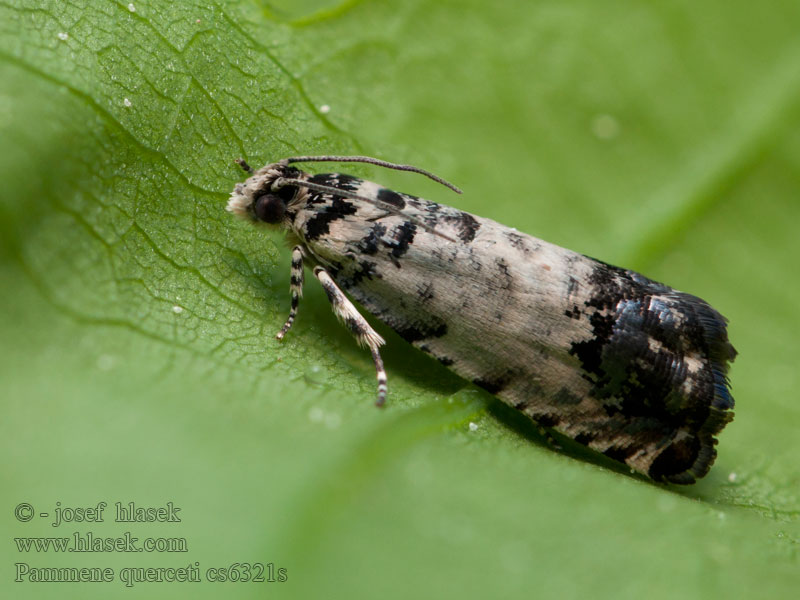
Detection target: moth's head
<box><xmin>226</xmin><ymin>159</ymin><xmax>303</xmax><ymax>226</ymax></box>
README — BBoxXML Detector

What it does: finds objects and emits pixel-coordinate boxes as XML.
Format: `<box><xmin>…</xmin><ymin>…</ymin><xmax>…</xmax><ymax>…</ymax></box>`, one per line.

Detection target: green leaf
<box><xmin>2</xmin><ymin>1</ymin><xmax>799</xmax><ymax>598</ymax></box>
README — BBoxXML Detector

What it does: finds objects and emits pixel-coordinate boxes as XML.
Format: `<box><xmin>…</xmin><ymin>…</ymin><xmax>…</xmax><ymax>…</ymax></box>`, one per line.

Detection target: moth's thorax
<box><xmin>292</xmin><ymin>180</ymin><xmax>388</xmax><ymax>242</ymax></box>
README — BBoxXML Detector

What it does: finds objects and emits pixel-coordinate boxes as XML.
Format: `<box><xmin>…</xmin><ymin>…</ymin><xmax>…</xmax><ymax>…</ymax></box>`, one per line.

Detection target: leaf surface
<box><xmin>2</xmin><ymin>1</ymin><xmax>799</xmax><ymax>598</ymax></box>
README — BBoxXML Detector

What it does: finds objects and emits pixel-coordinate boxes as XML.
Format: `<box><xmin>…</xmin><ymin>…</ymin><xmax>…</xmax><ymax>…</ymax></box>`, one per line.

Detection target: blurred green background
<box><xmin>2</xmin><ymin>1</ymin><xmax>799</xmax><ymax>598</ymax></box>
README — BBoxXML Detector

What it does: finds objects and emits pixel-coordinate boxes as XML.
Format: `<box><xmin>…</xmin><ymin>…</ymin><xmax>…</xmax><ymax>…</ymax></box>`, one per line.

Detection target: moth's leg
<box><xmin>276</xmin><ymin>246</ymin><xmax>305</xmax><ymax>341</ymax></box>
<box><xmin>313</xmin><ymin>266</ymin><xmax>388</xmax><ymax>406</ymax></box>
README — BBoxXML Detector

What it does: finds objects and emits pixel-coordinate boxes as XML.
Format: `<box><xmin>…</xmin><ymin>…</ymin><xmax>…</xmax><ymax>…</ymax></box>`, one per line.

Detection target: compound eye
<box><xmin>253</xmin><ymin>194</ymin><xmax>285</xmax><ymax>224</ymax></box>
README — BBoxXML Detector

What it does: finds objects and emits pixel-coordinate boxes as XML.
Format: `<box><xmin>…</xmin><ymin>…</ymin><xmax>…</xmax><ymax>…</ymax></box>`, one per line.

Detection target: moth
<box><xmin>227</xmin><ymin>155</ymin><xmax>736</xmax><ymax>484</ymax></box>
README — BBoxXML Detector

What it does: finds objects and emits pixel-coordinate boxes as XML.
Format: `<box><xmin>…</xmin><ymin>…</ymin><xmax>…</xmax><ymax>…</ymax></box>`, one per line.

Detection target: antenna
<box><xmin>281</xmin><ymin>155</ymin><xmax>462</xmax><ymax>194</ymax></box>
<box><xmin>234</xmin><ymin>158</ymin><xmax>253</xmax><ymax>173</ymax></box>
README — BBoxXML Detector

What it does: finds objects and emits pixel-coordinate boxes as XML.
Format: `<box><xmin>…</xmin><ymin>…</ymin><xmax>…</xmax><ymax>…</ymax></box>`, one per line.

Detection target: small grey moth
<box><xmin>227</xmin><ymin>155</ymin><xmax>735</xmax><ymax>484</ymax></box>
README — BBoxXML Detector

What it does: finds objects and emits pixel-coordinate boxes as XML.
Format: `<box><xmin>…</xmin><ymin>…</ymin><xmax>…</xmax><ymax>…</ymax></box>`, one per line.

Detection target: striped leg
<box><xmin>276</xmin><ymin>246</ymin><xmax>305</xmax><ymax>341</ymax></box>
<box><xmin>313</xmin><ymin>266</ymin><xmax>388</xmax><ymax>406</ymax></box>
<box><xmin>370</xmin><ymin>347</ymin><xmax>388</xmax><ymax>407</ymax></box>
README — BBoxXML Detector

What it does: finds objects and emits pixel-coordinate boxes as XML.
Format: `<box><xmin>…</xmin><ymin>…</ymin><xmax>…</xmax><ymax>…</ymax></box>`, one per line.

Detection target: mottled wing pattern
<box><xmin>564</xmin><ymin>263</ymin><xmax>735</xmax><ymax>482</ymax></box>
<box><xmin>287</xmin><ymin>173</ymin><xmax>735</xmax><ymax>483</ymax></box>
